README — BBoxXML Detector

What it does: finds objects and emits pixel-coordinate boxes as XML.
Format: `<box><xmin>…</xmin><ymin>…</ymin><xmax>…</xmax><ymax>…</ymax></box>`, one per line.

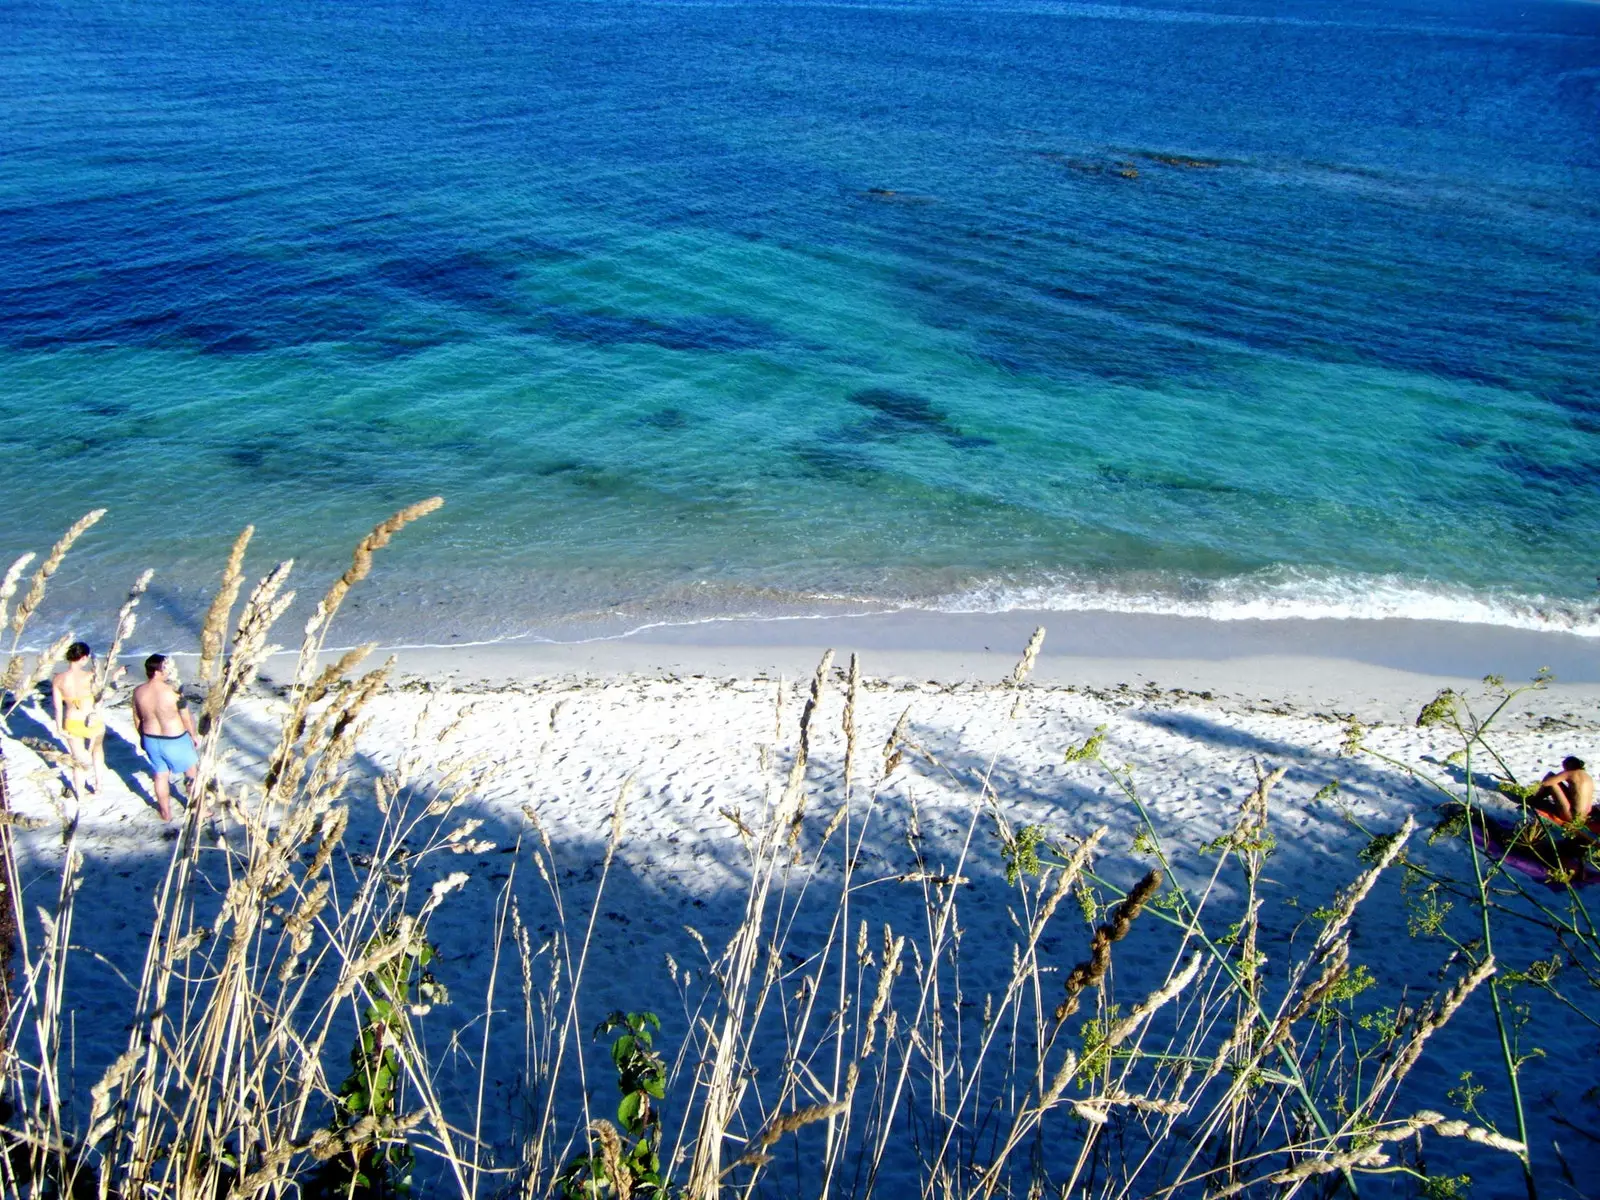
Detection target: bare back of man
<box><xmin>132</xmin><ymin>654</ymin><xmax>199</xmax><ymax>823</ymax></box>
<box><xmin>1531</xmin><ymin>757</ymin><xmax>1594</xmax><ymax>828</ymax></box>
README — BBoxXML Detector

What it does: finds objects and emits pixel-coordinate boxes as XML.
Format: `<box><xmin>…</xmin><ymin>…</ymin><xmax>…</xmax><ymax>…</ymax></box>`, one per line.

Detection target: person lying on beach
<box><xmin>1529</xmin><ymin>756</ymin><xmax>1593</xmax><ymax>828</ymax></box>
<box><xmin>51</xmin><ymin>641</ymin><xmax>104</xmax><ymax>797</ymax></box>
<box><xmin>132</xmin><ymin>654</ymin><xmax>199</xmax><ymax>823</ymax></box>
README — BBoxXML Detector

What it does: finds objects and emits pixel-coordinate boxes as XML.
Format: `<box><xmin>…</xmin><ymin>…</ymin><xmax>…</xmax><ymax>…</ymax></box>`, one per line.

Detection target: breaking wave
<box><xmin>926</xmin><ymin>568</ymin><xmax>1600</xmax><ymax>637</ymax></box>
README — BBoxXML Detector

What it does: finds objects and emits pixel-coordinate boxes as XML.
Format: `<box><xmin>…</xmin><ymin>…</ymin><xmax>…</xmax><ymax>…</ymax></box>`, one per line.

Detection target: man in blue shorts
<box><xmin>131</xmin><ymin>654</ymin><xmax>199</xmax><ymax>822</ymax></box>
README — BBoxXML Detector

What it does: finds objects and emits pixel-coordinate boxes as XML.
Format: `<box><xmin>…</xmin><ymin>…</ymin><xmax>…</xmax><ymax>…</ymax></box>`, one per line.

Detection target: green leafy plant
<box><xmin>1063</xmin><ymin>725</ymin><xmax>1107</xmax><ymax>763</ymax></box>
<box><xmin>1449</xmin><ymin>1071</ymin><xmax>1487</xmax><ymax>1122</ymax></box>
<box><xmin>1001</xmin><ymin>823</ymin><xmax>1046</xmax><ymax>884</ymax></box>
<box><xmin>309</xmin><ymin>926</ymin><xmax>447</xmax><ymax>1200</ymax></box>
<box><xmin>1349</xmin><ymin>669</ymin><xmax>1577</xmax><ymax>1200</ymax></box>
<box><xmin>1420</xmin><ymin>1171</ymin><xmax>1473</xmax><ymax>1199</ymax></box>
<box><xmin>555</xmin><ymin>1012</ymin><xmax>668</xmax><ymax>1200</ymax></box>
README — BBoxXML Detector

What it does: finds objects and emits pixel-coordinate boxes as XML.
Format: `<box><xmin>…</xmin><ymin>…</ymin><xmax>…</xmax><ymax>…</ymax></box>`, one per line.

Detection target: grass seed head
<box><xmin>198</xmin><ymin>524</ymin><xmax>254</xmax><ymax>688</ymax></box>
<box><xmin>10</xmin><ymin>508</ymin><xmax>105</xmax><ymax>639</ymax></box>
<box><xmin>0</xmin><ymin>551</ymin><xmax>36</xmax><ymax>633</ymax></box>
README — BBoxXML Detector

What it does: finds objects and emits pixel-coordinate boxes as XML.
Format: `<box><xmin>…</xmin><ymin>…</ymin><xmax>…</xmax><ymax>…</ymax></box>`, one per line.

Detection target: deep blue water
<box><xmin>2</xmin><ymin>0</ymin><xmax>1598</xmax><ymax>646</ymax></box>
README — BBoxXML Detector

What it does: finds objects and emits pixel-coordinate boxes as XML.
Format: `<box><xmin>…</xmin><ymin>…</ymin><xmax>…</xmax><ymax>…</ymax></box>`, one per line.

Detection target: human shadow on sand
<box><xmin>1129</xmin><ymin>708</ymin><xmax>1439</xmax><ymax>804</ymax></box>
<box><xmin>5</xmin><ymin>701</ymin><xmax>161</xmax><ymax>815</ymax></box>
<box><xmin>7</xmin><ymin>712</ymin><xmax>1577</xmax><ymax>1198</ymax></box>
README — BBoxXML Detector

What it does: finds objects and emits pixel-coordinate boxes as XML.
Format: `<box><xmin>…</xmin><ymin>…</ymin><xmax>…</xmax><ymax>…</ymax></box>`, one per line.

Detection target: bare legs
<box><xmin>151</xmin><ymin>764</ymin><xmax>201</xmax><ymax>824</ymax></box>
<box><xmin>151</xmin><ymin>772</ymin><xmax>172</xmax><ymax>822</ymax></box>
<box><xmin>90</xmin><ymin>728</ymin><xmax>105</xmax><ymax>794</ymax></box>
<box><xmin>1532</xmin><ymin>773</ymin><xmax>1574</xmax><ymax>823</ymax></box>
<box><xmin>64</xmin><ymin>734</ymin><xmax>89</xmax><ymax>800</ymax></box>
<box><xmin>61</xmin><ymin>728</ymin><xmax>105</xmax><ymax>800</ymax></box>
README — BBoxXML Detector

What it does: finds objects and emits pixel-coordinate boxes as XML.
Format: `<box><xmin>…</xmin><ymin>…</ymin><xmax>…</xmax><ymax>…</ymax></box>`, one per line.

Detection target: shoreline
<box><xmin>247</xmin><ymin>608</ymin><xmax>1600</xmax><ymax>725</ymax></box>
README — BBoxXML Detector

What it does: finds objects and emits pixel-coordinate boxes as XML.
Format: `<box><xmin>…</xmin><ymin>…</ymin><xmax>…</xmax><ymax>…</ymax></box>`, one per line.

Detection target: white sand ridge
<box><xmin>2</xmin><ymin>657</ymin><xmax>1596</xmax><ymax>1194</ymax></box>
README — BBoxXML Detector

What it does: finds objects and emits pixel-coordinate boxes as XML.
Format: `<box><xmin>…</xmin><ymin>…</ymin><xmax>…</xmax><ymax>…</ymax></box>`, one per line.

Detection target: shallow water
<box><xmin>2</xmin><ymin>0</ymin><xmax>1598</xmax><ymax>648</ymax></box>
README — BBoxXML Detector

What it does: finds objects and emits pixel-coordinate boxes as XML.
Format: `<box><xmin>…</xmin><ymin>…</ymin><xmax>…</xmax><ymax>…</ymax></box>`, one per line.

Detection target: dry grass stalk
<box><xmin>7</xmin><ymin>509</ymin><xmax>104</xmax><ymax>643</ymax></box>
<box><xmin>0</xmin><ymin>554</ymin><xmax>35</xmax><ymax>636</ymax></box>
<box><xmin>1008</xmin><ymin>625</ymin><xmax>1045</xmax><ymax>718</ymax></box>
<box><xmin>607</xmin><ymin>779</ymin><xmax>629</xmax><ymax>865</ymax></box>
<box><xmin>1055</xmin><ymin>868</ymin><xmax>1162</xmax><ymax>1022</ymax></box>
<box><xmin>17</xmin><ymin>633</ymin><xmax>74</xmax><ymax>699</ymax></box>
<box><xmin>196</xmin><ymin>524</ymin><xmax>254</xmax><ymax>688</ymax></box>
<box><xmin>882</xmin><ymin>706</ymin><xmax>911</xmax><ymax>778</ymax></box>
<box><xmin>1204</xmin><ymin>1103</ymin><xmax>1525</xmax><ymax>1200</ymax></box>
<box><xmin>843</xmin><ymin>652</ymin><xmax>859</xmax><ymax>801</ymax></box>
<box><xmin>726</xmin><ymin>1100</ymin><xmax>847</xmax><ymax>1173</ymax></box>
<box><xmin>592</xmin><ymin>1119</ymin><xmax>631</xmax><ymax>1200</ymax></box>
<box><xmin>92</xmin><ymin>569</ymin><xmax>152</xmax><ymax>702</ymax></box>
<box><xmin>1408</xmin><ymin>1109</ymin><xmax>1525</xmax><ymax>1154</ymax></box>
<box><xmin>1350</xmin><ymin>953</ymin><xmax>1497</xmax><ymax>1125</ymax></box>
<box><xmin>859</xmin><ymin>927</ymin><xmax>906</xmax><ymax>1060</ymax></box>
<box><xmin>1207</xmin><ymin>1144</ymin><xmax>1390</xmax><ymax>1198</ymax></box>
<box><xmin>1103</xmin><ymin>949</ymin><xmax>1204</xmax><ymax>1049</ymax></box>
<box><xmin>1308</xmin><ymin>814</ymin><xmax>1415</xmax><ymax>961</ymax></box>
<box><xmin>785</xmin><ymin>649</ymin><xmax>834</xmax><ymax>851</ymax></box>
<box><xmin>3</xmin><ymin>513</ymin><xmax>104</xmax><ymax>723</ymax></box>
<box><xmin>686</xmin><ymin>651</ymin><xmax>835</xmax><ymax>1198</ymax></box>
<box><xmin>201</xmin><ymin>558</ymin><xmax>296</xmax><ymax>729</ymax></box>
<box><xmin>1070</xmin><ymin>1090</ymin><xmax>1188</xmax><ymax>1125</ymax></box>
<box><xmin>0</xmin><ymin>506</ymin><xmax>513</xmax><ymax>1200</ymax></box>
<box><xmin>265</xmin><ymin>499</ymin><xmax>441</xmax><ymax>797</ymax></box>
<box><xmin>0</xmin><ymin>657</ymin><xmax>23</xmax><ymax>702</ymax></box>
<box><xmin>950</xmin><ymin>827</ymin><xmax>1112</xmax><ymax>1180</ymax></box>
<box><xmin>1266</xmin><ymin>934</ymin><xmax>1349</xmax><ymax>1051</ymax></box>
<box><xmin>304</xmin><ymin>644</ymin><xmax>377</xmax><ymax>709</ymax></box>
<box><xmin>294</xmin><ymin>496</ymin><xmax>444</xmax><ymax>679</ymax></box>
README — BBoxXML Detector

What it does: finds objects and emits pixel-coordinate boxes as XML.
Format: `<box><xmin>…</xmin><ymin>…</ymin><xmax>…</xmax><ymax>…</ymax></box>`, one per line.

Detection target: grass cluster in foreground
<box><xmin>0</xmin><ymin>505</ymin><xmax>1593</xmax><ymax>1200</ymax></box>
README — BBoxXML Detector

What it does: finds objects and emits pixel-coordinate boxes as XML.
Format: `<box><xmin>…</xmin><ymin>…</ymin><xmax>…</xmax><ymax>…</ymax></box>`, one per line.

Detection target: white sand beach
<box><xmin>2</xmin><ymin>613</ymin><xmax>1598</xmax><ymax>1195</ymax></box>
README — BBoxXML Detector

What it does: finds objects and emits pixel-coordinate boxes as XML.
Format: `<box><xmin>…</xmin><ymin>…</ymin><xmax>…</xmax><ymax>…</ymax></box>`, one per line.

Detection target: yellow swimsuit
<box><xmin>63</xmin><ymin>705</ymin><xmax>102</xmax><ymax>739</ymax></box>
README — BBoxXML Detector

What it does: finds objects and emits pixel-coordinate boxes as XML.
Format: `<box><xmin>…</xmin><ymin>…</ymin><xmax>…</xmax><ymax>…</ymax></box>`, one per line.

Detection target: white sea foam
<box><xmin>926</xmin><ymin>568</ymin><xmax>1600</xmax><ymax>637</ymax></box>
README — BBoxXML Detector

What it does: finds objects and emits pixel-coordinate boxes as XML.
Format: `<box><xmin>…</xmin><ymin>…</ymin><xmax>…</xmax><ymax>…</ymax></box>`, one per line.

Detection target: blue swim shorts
<box><xmin>142</xmin><ymin>732</ymin><xmax>198</xmax><ymax>777</ymax></box>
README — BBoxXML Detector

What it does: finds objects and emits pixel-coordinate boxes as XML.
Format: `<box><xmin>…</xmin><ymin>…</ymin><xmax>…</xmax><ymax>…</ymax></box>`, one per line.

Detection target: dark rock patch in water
<box><xmin>1095</xmin><ymin>463</ymin><xmax>1247</xmax><ymax>497</ymax></box>
<box><xmin>850</xmin><ymin>388</ymin><xmax>945</xmax><ymax>428</ymax></box>
<box><xmin>533</xmin><ymin>458</ymin><xmax>588</xmax><ymax>477</ymax></box>
<box><xmin>1131</xmin><ymin>150</ymin><xmax>1237</xmax><ymax>170</ymax></box>
<box><xmin>375</xmin><ymin>251</ymin><xmax>519</xmax><ymax>311</ymax></box>
<box><xmin>220</xmin><ymin>439</ymin><xmax>353</xmax><ymax>481</ymax></box>
<box><xmin>977</xmin><ymin>312</ymin><xmax>1219</xmax><ymax>390</ymax></box>
<box><xmin>225</xmin><ymin>443</ymin><xmax>269</xmax><ymax>471</ymax></box>
<box><xmin>494</xmin><ymin>234</ymin><xmax>582</xmax><ymax>264</ymax></box>
<box><xmin>531</xmin><ymin>458</ymin><xmax>634</xmax><ymax>497</ymax></box>
<box><xmin>176</xmin><ymin>322</ymin><xmax>269</xmax><ymax>355</ymax></box>
<box><xmin>1496</xmin><ymin>446</ymin><xmax>1590</xmax><ymax>492</ymax></box>
<box><xmin>527</xmin><ymin>309</ymin><xmax>777</xmax><ymax>353</ymax></box>
<box><xmin>794</xmin><ymin>444</ymin><xmax>883</xmax><ymax>483</ymax></box>
<box><xmin>358</xmin><ymin>328</ymin><xmax>470</xmax><ymax>361</ymax></box>
<box><xmin>844</xmin><ymin>388</ymin><xmax>994</xmax><ymax>448</ymax></box>
<box><xmin>1546</xmin><ymin>388</ymin><xmax>1600</xmax><ymax>420</ymax></box>
<box><xmin>57</xmin><ymin>434</ymin><xmax>108</xmax><ymax>458</ymax></box>
<box><xmin>1440</xmin><ymin>428</ymin><xmax>1489</xmax><ymax>451</ymax></box>
<box><xmin>641</xmin><ymin>407</ymin><xmax>690</xmax><ymax>431</ymax></box>
<box><xmin>1569</xmin><ymin>415</ymin><xmax>1600</xmax><ymax>438</ymax></box>
<box><xmin>860</xmin><ymin>188</ymin><xmax>937</xmax><ymax>205</ymax></box>
<box><xmin>1034</xmin><ymin>153</ymin><xmax>1142</xmax><ymax>180</ymax></box>
<box><xmin>0</xmin><ymin>207</ymin><xmax>525</xmax><ymax>358</ymax></box>
<box><xmin>212</xmin><ymin>420</ymin><xmax>375</xmax><ymax>483</ymax></box>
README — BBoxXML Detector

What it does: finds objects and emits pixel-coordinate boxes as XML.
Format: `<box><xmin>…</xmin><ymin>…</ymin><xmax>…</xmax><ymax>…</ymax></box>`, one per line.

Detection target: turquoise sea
<box><xmin>2</xmin><ymin>0</ymin><xmax>1598</xmax><ymax>649</ymax></box>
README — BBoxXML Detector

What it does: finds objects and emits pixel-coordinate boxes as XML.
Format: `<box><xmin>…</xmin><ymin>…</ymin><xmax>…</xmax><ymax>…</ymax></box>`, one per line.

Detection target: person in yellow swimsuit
<box><xmin>52</xmin><ymin>641</ymin><xmax>105</xmax><ymax>798</ymax></box>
